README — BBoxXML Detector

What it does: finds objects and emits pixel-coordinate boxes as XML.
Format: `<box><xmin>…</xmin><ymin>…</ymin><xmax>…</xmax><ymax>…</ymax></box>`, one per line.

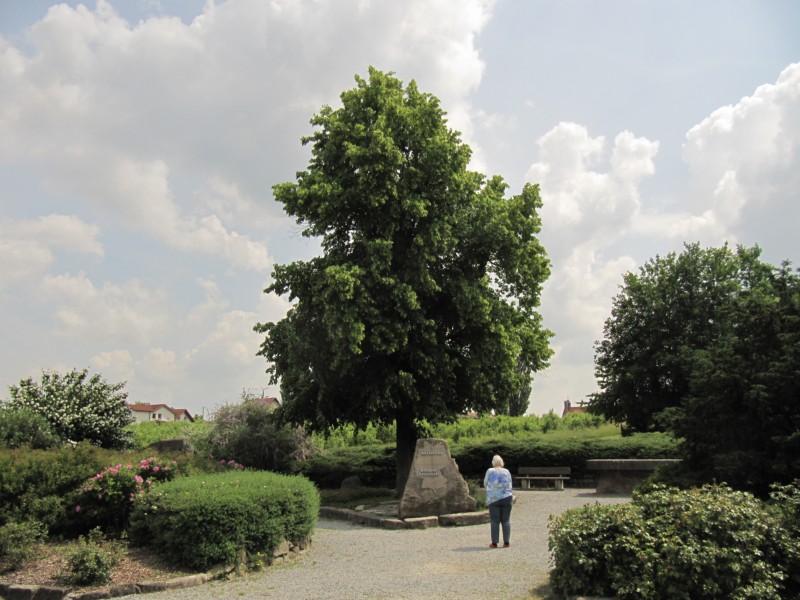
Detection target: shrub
<box><xmin>0</xmin><ymin>407</ymin><xmax>61</xmax><ymax>449</ymax></box>
<box><xmin>66</xmin><ymin>528</ymin><xmax>122</xmax><ymax>585</ymax></box>
<box><xmin>300</xmin><ymin>445</ymin><xmax>396</xmax><ymax>488</ymax></box>
<box><xmin>73</xmin><ymin>457</ymin><xmax>178</xmax><ymax>534</ymax></box>
<box><xmin>129</xmin><ymin>471</ymin><xmax>319</xmax><ymax>570</ymax></box>
<box><xmin>195</xmin><ymin>401</ymin><xmax>312</xmax><ymax>472</ymax></box>
<box><xmin>0</xmin><ymin>443</ymin><xmax>108</xmax><ymax>531</ymax></box>
<box><xmin>0</xmin><ymin>520</ymin><xmax>47</xmax><ymax>570</ymax></box>
<box><xmin>6</xmin><ymin>369</ymin><xmax>133</xmax><ymax>449</ymax></box>
<box><xmin>549</xmin><ymin>503</ymin><xmax>653</xmax><ymax>598</ymax></box>
<box><xmin>548</xmin><ymin>484</ymin><xmax>788</xmax><ymax>599</ymax></box>
<box><xmin>767</xmin><ymin>481</ymin><xmax>800</xmax><ymax>597</ymax></box>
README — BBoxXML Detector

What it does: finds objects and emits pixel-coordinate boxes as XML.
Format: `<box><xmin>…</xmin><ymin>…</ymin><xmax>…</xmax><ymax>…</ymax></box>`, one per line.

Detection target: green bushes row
<box><xmin>453</xmin><ymin>432</ymin><xmax>679</xmax><ymax>479</ymax></box>
<box><xmin>0</xmin><ymin>444</ymin><xmax>219</xmax><ymax>534</ymax></box>
<box><xmin>299</xmin><ymin>445</ymin><xmax>397</xmax><ymax>488</ymax></box>
<box><xmin>310</xmin><ymin>413</ymin><xmax>607</xmax><ymax>449</ymax></box>
<box><xmin>129</xmin><ymin>471</ymin><xmax>320</xmax><ymax>570</ymax></box>
<box><xmin>548</xmin><ymin>483</ymin><xmax>800</xmax><ymax>599</ymax></box>
<box><xmin>300</xmin><ymin>432</ymin><xmax>679</xmax><ymax>488</ymax></box>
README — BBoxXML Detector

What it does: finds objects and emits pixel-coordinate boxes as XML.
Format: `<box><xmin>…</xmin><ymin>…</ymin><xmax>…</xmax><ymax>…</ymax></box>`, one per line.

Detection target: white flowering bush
<box><xmin>6</xmin><ymin>369</ymin><xmax>133</xmax><ymax>449</ymax></box>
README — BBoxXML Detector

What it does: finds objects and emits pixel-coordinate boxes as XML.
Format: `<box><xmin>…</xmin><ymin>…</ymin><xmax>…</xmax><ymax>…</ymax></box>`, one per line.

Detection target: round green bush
<box><xmin>129</xmin><ymin>470</ymin><xmax>319</xmax><ymax>570</ymax></box>
<box><xmin>549</xmin><ymin>484</ymin><xmax>788</xmax><ymax>599</ymax></box>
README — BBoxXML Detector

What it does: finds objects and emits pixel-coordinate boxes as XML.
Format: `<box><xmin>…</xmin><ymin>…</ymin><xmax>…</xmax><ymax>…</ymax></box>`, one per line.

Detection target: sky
<box><xmin>1</xmin><ymin>0</ymin><xmax>798</xmax><ymax>419</ymax></box>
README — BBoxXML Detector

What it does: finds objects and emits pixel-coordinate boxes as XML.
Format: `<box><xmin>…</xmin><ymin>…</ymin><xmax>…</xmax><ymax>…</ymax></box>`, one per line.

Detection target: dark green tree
<box><xmin>6</xmin><ymin>368</ymin><xmax>133</xmax><ymax>449</ymax></box>
<box><xmin>592</xmin><ymin>242</ymin><xmax>800</xmax><ymax>492</ymax></box>
<box><xmin>256</xmin><ymin>68</ymin><xmax>552</xmax><ymax>490</ymax></box>
<box><xmin>674</xmin><ymin>261</ymin><xmax>800</xmax><ymax>492</ymax></box>
<box><xmin>591</xmin><ymin>243</ymin><xmax>763</xmax><ymax>433</ymax></box>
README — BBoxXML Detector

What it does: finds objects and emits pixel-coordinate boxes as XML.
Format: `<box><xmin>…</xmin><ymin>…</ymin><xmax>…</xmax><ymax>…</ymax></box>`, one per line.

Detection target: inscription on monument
<box><xmin>419</xmin><ymin>468</ymin><xmax>441</xmax><ymax>477</ymax></box>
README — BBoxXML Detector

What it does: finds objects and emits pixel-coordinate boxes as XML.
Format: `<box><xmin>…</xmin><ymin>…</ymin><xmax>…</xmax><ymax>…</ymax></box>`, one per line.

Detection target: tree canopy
<box><xmin>255</xmin><ymin>68</ymin><xmax>552</xmax><ymax>489</ymax></box>
<box><xmin>6</xmin><ymin>368</ymin><xmax>133</xmax><ymax>449</ymax></box>
<box><xmin>591</xmin><ymin>243</ymin><xmax>800</xmax><ymax>492</ymax></box>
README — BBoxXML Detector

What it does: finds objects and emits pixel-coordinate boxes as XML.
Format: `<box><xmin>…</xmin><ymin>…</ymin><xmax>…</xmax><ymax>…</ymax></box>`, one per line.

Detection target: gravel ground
<box><xmin>122</xmin><ymin>489</ymin><xmax>629</xmax><ymax>600</ymax></box>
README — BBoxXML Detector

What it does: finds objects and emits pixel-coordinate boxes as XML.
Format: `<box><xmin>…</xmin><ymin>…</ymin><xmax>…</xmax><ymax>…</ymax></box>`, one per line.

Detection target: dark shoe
<box><xmin>488</xmin><ymin>543</ymin><xmax>498</xmax><ymax>548</ymax></box>
<box><xmin>503</xmin><ymin>542</ymin><xmax>511</xmax><ymax>547</ymax></box>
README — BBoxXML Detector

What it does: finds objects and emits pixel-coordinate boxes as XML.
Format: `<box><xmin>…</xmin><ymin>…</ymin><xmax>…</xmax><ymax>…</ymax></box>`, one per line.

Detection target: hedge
<box><xmin>300</xmin><ymin>433</ymin><xmax>679</xmax><ymax>488</ymax></box>
<box><xmin>129</xmin><ymin>471</ymin><xmax>320</xmax><ymax>570</ymax></box>
<box><xmin>0</xmin><ymin>444</ymin><xmax>220</xmax><ymax>536</ymax></box>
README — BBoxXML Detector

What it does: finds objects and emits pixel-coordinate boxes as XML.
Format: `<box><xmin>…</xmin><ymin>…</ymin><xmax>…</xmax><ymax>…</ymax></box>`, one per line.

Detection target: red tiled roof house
<box><xmin>127</xmin><ymin>403</ymin><xmax>194</xmax><ymax>423</ymax></box>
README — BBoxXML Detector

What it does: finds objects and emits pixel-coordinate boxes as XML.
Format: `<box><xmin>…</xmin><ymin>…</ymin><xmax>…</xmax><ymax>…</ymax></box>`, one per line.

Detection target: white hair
<box><xmin>492</xmin><ymin>455</ymin><xmax>504</xmax><ymax>467</ymax></box>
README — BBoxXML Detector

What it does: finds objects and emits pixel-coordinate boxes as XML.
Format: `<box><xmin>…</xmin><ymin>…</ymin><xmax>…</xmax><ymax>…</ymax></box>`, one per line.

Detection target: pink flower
<box><xmin>154</xmin><ymin>466</ymin><xmax>160</xmax><ymax>472</ymax></box>
<box><xmin>134</xmin><ymin>475</ymin><xmax>144</xmax><ymax>483</ymax></box>
<box><xmin>75</xmin><ymin>505</ymin><xmax>81</xmax><ymax>513</ymax></box>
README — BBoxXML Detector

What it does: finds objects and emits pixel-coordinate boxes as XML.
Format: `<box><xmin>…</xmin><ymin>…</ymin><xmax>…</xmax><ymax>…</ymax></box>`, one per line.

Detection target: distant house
<box><xmin>562</xmin><ymin>399</ymin><xmax>586</xmax><ymax>418</ymax></box>
<box><xmin>127</xmin><ymin>403</ymin><xmax>194</xmax><ymax>423</ymax></box>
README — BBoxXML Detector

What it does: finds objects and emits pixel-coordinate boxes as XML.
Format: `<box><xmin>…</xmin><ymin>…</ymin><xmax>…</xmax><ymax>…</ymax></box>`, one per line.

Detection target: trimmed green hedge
<box><xmin>129</xmin><ymin>471</ymin><xmax>320</xmax><ymax>570</ymax></box>
<box><xmin>452</xmin><ymin>432</ymin><xmax>679</xmax><ymax>479</ymax></box>
<box><xmin>300</xmin><ymin>433</ymin><xmax>679</xmax><ymax>488</ymax></box>
<box><xmin>549</xmin><ymin>484</ymin><xmax>795</xmax><ymax>599</ymax></box>
<box><xmin>0</xmin><ymin>444</ymin><xmax>220</xmax><ymax>535</ymax></box>
<box><xmin>299</xmin><ymin>445</ymin><xmax>397</xmax><ymax>488</ymax></box>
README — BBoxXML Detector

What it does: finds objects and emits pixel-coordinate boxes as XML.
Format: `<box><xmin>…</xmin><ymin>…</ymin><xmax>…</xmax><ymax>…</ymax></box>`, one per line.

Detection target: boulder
<box><xmin>398</xmin><ymin>438</ymin><xmax>476</xmax><ymax>519</ymax></box>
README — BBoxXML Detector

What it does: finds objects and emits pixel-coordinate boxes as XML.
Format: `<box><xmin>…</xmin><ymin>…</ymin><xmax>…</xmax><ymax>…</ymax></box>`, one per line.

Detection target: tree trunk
<box><xmin>395</xmin><ymin>410</ymin><xmax>417</xmax><ymax>496</ymax></box>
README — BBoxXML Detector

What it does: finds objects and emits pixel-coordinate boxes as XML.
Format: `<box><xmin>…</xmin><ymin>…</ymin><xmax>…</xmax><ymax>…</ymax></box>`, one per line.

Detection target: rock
<box><xmin>403</xmin><ymin>516</ymin><xmax>439</xmax><ymax>529</ymax></box>
<box><xmin>438</xmin><ymin>511</ymin><xmax>490</xmax><ymax>526</ymax></box>
<box><xmin>398</xmin><ymin>438</ymin><xmax>476</xmax><ymax>519</ymax></box>
<box><xmin>340</xmin><ymin>475</ymin><xmax>363</xmax><ymax>489</ymax></box>
<box><xmin>272</xmin><ymin>540</ymin><xmax>291</xmax><ymax>558</ymax></box>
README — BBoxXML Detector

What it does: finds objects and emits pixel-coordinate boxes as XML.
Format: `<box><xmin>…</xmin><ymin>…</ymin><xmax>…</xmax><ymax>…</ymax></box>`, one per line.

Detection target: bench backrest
<box><xmin>517</xmin><ymin>466</ymin><xmax>571</xmax><ymax>476</ymax></box>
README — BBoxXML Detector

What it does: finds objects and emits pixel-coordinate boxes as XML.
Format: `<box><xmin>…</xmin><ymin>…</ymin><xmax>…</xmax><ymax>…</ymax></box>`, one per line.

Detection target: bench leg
<box><xmin>522</xmin><ymin>479</ymin><xmax>530</xmax><ymax>490</ymax></box>
<box><xmin>554</xmin><ymin>479</ymin><xmax>564</xmax><ymax>491</ymax></box>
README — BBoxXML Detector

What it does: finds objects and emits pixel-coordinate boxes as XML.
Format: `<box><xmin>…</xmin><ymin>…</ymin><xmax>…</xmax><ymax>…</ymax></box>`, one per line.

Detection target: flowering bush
<box><xmin>74</xmin><ymin>457</ymin><xmax>178</xmax><ymax>534</ymax></box>
<box><xmin>7</xmin><ymin>369</ymin><xmax>133</xmax><ymax>449</ymax></box>
<box><xmin>219</xmin><ymin>459</ymin><xmax>244</xmax><ymax>470</ymax></box>
<box><xmin>137</xmin><ymin>457</ymin><xmax>178</xmax><ymax>483</ymax></box>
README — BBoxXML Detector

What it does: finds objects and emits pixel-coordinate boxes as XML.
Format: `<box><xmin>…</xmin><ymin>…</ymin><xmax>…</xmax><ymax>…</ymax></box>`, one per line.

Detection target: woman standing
<box><xmin>483</xmin><ymin>454</ymin><xmax>513</xmax><ymax>548</ymax></box>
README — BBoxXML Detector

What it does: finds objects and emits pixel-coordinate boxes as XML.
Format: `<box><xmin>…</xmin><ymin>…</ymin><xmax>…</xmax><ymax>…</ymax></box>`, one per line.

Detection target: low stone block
<box><xmin>108</xmin><ymin>583</ymin><xmax>138</xmax><ymax>597</ymax></box>
<box><xmin>161</xmin><ymin>574</ymin><xmax>208</xmax><ymax>590</ymax></box>
<box><xmin>136</xmin><ymin>581</ymin><xmax>169</xmax><ymax>593</ymax></box>
<box><xmin>73</xmin><ymin>591</ymin><xmax>110</xmax><ymax>600</ymax></box>
<box><xmin>438</xmin><ymin>511</ymin><xmax>490</xmax><ymax>527</ymax></box>
<box><xmin>1</xmin><ymin>584</ymin><xmax>37</xmax><ymax>600</ymax></box>
<box><xmin>404</xmin><ymin>516</ymin><xmax>439</xmax><ymax>529</ymax></box>
<box><xmin>31</xmin><ymin>587</ymin><xmax>67</xmax><ymax>600</ymax></box>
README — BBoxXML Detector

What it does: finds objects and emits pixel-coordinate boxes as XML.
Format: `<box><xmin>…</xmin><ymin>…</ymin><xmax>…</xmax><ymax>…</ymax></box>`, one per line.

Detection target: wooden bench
<box><xmin>513</xmin><ymin>467</ymin><xmax>571</xmax><ymax>491</ymax></box>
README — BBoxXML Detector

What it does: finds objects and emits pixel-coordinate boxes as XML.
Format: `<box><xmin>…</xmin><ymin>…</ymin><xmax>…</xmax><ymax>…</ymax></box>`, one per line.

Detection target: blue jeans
<box><xmin>488</xmin><ymin>496</ymin><xmax>512</xmax><ymax>545</ymax></box>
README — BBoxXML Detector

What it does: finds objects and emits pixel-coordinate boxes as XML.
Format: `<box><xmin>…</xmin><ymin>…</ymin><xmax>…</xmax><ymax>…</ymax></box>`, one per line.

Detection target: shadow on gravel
<box><xmin>452</xmin><ymin>546</ymin><xmax>493</xmax><ymax>553</ymax></box>
<box><xmin>574</xmin><ymin>492</ymin><xmax>631</xmax><ymax>500</ymax></box>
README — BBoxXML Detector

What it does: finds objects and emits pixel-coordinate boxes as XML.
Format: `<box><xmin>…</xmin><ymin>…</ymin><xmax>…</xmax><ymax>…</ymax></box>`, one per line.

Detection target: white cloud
<box><xmin>0</xmin><ymin>215</ymin><xmax>103</xmax><ymax>289</ymax></box>
<box><xmin>681</xmin><ymin>61</ymin><xmax>800</xmax><ymax>257</ymax></box>
<box><xmin>90</xmin><ymin>349</ymin><xmax>135</xmax><ymax>383</ymax></box>
<box><xmin>38</xmin><ymin>271</ymin><xmax>170</xmax><ymax>345</ymax></box>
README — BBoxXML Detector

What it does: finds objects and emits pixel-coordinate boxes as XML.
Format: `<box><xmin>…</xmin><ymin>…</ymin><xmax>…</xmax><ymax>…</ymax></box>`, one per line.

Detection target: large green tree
<box><xmin>256</xmin><ymin>68</ymin><xmax>552</xmax><ymax>490</ymax></box>
<box><xmin>591</xmin><ymin>243</ymin><xmax>800</xmax><ymax>492</ymax></box>
<box><xmin>591</xmin><ymin>243</ymin><xmax>763</xmax><ymax>433</ymax></box>
<box><xmin>675</xmin><ymin>261</ymin><xmax>800</xmax><ymax>492</ymax></box>
<box><xmin>6</xmin><ymin>368</ymin><xmax>133</xmax><ymax>449</ymax></box>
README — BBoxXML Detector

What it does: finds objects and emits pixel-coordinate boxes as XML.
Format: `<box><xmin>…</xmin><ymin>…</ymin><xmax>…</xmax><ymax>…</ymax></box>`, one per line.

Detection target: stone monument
<box><xmin>398</xmin><ymin>438</ymin><xmax>476</xmax><ymax>519</ymax></box>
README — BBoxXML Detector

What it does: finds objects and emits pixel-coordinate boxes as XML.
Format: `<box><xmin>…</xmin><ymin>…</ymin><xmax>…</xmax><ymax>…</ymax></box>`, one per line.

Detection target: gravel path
<box><xmin>124</xmin><ymin>490</ymin><xmax>629</xmax><ymax>600</ymax></box>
